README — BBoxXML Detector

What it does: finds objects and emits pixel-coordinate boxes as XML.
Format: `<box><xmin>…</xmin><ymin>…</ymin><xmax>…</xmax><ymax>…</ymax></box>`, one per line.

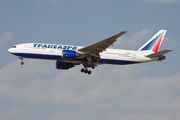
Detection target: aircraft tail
<box><xmin>138</xmin><ymin>30</ymin><xmax>167</xmax><ymax>53</ymax></box>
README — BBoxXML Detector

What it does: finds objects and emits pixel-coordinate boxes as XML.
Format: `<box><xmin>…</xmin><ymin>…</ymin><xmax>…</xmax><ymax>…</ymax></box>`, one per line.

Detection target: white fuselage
<box><xmin>8</xmin><ymin>43</ymin><xmax>158</xmax><ymax>65</ymax></box>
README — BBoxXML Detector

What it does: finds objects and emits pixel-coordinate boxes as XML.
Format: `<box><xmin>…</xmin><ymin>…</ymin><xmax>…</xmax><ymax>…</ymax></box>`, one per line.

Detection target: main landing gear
<box><xmin>18</xmin><ymin>56</ymin><xmax>24</xmax><ymax>65</ymax></box>
<box><xmin>81</xmin><ymin>68</ymin><xmax>92</xmax><ymax>75</ymax></box>
<box><xmin>81</xmin><ymin>64</ymin><xmax>96</xmax><ymax>75</ymax></box>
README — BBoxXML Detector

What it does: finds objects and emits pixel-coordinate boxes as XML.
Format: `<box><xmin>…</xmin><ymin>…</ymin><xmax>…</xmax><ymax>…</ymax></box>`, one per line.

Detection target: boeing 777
<box><xmin>8</xmin><ymin>30</ymin><xmax>172</xmax><ymax>75</ymax></box>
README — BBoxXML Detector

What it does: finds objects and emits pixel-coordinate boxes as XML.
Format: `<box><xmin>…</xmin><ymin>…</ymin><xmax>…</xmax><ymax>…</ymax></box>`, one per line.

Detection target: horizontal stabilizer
<box><xmin>146</xmin><ymin>49</ymin><xmax>172</xmax><ymax>58</ymax></box>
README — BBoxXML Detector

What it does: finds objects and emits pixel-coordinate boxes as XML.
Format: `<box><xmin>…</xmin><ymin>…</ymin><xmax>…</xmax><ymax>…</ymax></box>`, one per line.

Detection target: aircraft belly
<box><xmin>61</xmin><ymin>57</ymin><xmax>140</xmax><ymax>65</ymax></box>
<box><xmin>99</xmin><ymin>58</ymin><xmax>139</xmax><ymax>65</ymax></box>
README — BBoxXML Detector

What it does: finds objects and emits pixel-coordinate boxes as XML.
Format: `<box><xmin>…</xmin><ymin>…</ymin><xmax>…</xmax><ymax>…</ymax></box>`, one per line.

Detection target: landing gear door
<box><xmin>132</xmin><ymin>53</ymin><xmax>136</xmax><ymax>59</ymax></box>
<box><xmin>24</xmin><ymin>45</ymin><xmax>28</xmax><ymax>51</ymax></box>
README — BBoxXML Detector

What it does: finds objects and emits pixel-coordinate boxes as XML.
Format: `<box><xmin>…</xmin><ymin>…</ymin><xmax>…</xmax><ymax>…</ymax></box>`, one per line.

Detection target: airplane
<box><xmin>8</xmin><ymin>30</ymin><xmax>172</xmax><ymax>75</ymax></box>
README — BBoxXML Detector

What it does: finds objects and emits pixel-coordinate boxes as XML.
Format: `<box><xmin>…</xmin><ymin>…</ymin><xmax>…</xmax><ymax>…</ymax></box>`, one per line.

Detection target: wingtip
<box><xmin>122</xmin><ymin>31</ymin><xmax>127</xmax><ymax>33</ymax></box>
<box><xmin>167</xmin><ymin>49</ymin><xmax>172</xmax><ymax>52</ymax></box>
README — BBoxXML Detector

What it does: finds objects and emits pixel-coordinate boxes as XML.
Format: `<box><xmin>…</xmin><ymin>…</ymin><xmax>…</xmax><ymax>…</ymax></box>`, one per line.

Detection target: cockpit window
<box><xmin>12</xmin><ymin>46</ymin><xmax>16</xmax><ymax>48</ymax></box>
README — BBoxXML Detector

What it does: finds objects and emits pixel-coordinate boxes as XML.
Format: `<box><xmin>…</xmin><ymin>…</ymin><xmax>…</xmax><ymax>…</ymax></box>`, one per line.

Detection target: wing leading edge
<box><xmin>79</xmin><ymin>31</ymin><xmax>127</xmax><ymax>54</ymax></box>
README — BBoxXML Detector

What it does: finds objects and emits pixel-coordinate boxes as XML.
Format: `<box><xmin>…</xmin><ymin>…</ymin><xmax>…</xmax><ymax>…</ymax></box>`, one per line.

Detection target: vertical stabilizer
<box><xmin>138</xmin><ymin>30</ymin><xmax>167</xmax><ymax>53</ymax></box>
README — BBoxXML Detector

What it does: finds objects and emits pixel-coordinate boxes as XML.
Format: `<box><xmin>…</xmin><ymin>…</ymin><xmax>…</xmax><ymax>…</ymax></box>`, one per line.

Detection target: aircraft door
<box><xmin>50</xmin><ymin>48</ymin><xmax>54</xmax><ymax>52</ymax></box>
<box><xmin>132</xmin><ymin>53</ymin><xmax>136</xmax><ymax>59</ymax></box>
<box><xmin>24</xmin><ymin>45</ymin><xmax>28</xmax><ymax>51</ymax></box>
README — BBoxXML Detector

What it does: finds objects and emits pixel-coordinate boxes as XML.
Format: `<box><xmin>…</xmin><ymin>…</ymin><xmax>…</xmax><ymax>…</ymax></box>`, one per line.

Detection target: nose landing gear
<box><xmin>21</xmin><ymin>61</ymin><xmax>24</xmax><ymax>65</ymax></box>
<box><xmin>18</xmin><ymin>56</ymin><xmax>24</xmax><ymax>65</ymax></box>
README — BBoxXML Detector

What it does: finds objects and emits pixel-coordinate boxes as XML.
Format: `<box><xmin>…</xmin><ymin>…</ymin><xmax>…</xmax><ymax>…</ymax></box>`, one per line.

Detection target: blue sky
<box><xmin>0</xmin><ymin>0</ymin><xmax>180</xmax><ymax>120</ymax></box>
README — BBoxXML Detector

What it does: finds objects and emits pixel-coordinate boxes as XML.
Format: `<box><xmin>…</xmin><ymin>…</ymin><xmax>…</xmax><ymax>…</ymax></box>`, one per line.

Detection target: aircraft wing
<box><xmin>79</xmin><ymin>31</ymin><xmax>127</xmax><ymax>55</ymax></box>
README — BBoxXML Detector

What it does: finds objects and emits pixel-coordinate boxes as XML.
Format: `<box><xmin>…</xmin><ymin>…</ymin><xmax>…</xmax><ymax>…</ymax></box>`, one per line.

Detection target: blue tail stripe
<box><xmin>140</xmin><ymin>40</ymin><xmax>154</xmax><ymax>51</ymax></box>
<box><xmin>140</xmin><ymin>33</ymin><xmax>161</xmax><ymax>51</ymax></box>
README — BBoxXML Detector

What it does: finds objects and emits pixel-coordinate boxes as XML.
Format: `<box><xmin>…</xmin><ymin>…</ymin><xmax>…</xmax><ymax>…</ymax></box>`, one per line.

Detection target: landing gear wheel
<box><xmin>88</xmin><ymin>71</ymin><xmax>91</xmax><ymax>75</ymax></box>
<box><xmin>81</xmin><ymin>68</ymin><xmax>84</xmax><ymax>72</ymax></box>
<box><xmin>92</xmin><ymin>66</ymin><xmax>95</xmax><ymax>69</ymax></box>
<box><xmin>21</xmin><ymin>61</ymin><xmax>24</xmax><ymax>65</ymax></box>
<box><xmin>81</xmin><ymin>64</ymin><xmax>93</xmax><ymax>74</ymax></box>
<box><xmin>84</xmin><ymin>70</ymin><xmax>88</xmax><ymax>73</ymax></box>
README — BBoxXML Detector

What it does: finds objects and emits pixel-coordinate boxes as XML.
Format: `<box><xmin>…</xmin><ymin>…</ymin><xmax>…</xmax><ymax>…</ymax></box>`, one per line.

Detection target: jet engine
<box><xmin>62</xmin><ymin>50</ymin><xmax>79</xmax><ymax>58</ymax></box>
<box><xmin>158</xmin><ymin>55</ymin><xmax>166</xmax><ymax>60</ymax></box>
<box><xmin>56</xmin><ymin>60</ymin><xmax>74</xmax><ymax>70</ymax></box>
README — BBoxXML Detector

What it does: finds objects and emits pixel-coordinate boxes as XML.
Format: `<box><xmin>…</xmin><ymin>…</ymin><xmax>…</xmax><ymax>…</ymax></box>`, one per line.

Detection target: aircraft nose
<box><xmin>8</xmin><ymin>48</ymin><xmax>12</xmax><ymax>53</ymax></box>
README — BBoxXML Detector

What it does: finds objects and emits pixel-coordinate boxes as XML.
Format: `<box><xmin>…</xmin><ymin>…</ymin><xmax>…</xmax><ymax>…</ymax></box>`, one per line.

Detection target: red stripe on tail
<box><xmin>152</xmin><ymin>32</ymin><xmax>164</xmax><ymax>53</ymax></box>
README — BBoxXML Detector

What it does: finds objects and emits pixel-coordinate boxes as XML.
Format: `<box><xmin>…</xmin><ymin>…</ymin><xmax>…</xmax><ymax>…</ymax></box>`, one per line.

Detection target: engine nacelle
<box><xmin>159</xmin><ymin>55</ymin><xmax>166</xmax><ymax>60</ymax></box>
<box><xmin>62</xmin><ymin>50</ymin><xmax>78</xmax><ymax>58</ymax></box>
<box><xmin>56</xmin><ymin>60</ymin><xmax>74</xmax><ymax>70</ymax></box>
